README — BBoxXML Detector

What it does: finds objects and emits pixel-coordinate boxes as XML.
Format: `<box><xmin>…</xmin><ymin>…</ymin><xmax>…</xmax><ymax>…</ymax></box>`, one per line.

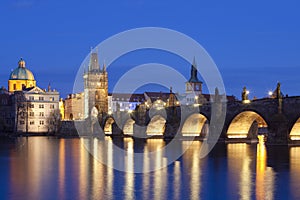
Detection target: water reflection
<box><xmin>256</xmin><ymin>136</ymin><xmax>275</xmax><ymax>200</ymax></box>
<box><xmin>290</xmin><ymin>146</ymin><xmax>300</xmax><ymax>199</ymax></box>
<box><xmin>2</xmin><ymin>136</ymin><xmax>300</xmax><ymax>199</ymax></box>
<box><xmin>227</xmin><ymin>143</ymin><xmax>253</xmax><ymax>199</ymax></box>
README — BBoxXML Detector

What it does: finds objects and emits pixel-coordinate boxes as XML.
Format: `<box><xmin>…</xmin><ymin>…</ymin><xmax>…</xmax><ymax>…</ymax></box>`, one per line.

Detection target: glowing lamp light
<box><xmin>108</xmin><ymin>111</ymin><xmax>112</xmax><ymax>115</ymax></box>
<box><xmin>290</xmin><ymin>136</ymin><xmax>300</xmax><ymax>141</ymax></box>
<box><xmin>246</xmin><ymin>90</ymin><xmax>250</xmax><ymax>95</ymax></box>
<box><xmin>268</xmin><ymin>91</ymin><xmax>273</xmax><ymax>96</ymax></box>
<box><xmin>227</xmin><ymin>134</ymin><xmax>248</xmax><ymax>139</ymax></box>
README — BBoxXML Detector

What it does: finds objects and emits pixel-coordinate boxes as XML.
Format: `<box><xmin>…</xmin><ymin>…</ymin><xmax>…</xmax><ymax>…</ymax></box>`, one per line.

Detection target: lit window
<box><xmin>49</xmin><ymin>97</ymin><xmax>54</xmax><ymax>101</ymax></box>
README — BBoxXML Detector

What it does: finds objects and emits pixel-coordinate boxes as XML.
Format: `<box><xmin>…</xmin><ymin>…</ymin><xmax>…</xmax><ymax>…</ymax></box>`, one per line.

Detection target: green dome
<box><xmin>9</xmin><ymin>58</ymin><xmax>35</xmax><ymax>80</ymax></box>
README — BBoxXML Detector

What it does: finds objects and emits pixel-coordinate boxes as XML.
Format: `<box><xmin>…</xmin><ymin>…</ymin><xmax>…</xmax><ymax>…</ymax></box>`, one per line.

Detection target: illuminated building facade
<box><xmin>64</xmin><ymin>92</ymin><xmax>85</xmax><ymax>120</ymax></box>
<box><xmin>13</xmin><ymin>86</ymin><xmax>60</xmax><ymax>133</ymax></box>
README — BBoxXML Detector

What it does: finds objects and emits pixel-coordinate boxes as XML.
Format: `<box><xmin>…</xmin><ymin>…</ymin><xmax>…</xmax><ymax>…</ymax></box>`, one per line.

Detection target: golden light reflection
<box><xmin>255</xmin><ymin>135</ymin><xmax>275</xmax><ymax>200</ymax></box>
<box><xmin>227</xmin><ymin>143</ymin><xmax>252</xmax><ymax>200</ymax></box>
<box><xmin>107</xmin><ymin>137</ymin><xmax>114</xmax><ymax>198</ymax></box>
<box><xmin>290</xmin><ymin>147</ymin><xmax>300</xmax><ymax>199</ymax></box>
<box><xmin>58</xmin><ymin>139</ymin><xmax>66</xmax><ymax>200</ymax></box>
<box><xmin>10</xmin><ymin>138</ymin><xmax>57</xmax><ymax>199</ymax></box>
<box><xmin>173</xmin><ymin>161</ymin><xmax>181</xmax><ymax>200</ymax></box>
<box><xmin>91</xmin><ymin>138</ymin><xmax>105</xmax><ymax>198</ymax></box>
<box><xmin>124</xmin><ymin>138</ymin><xmax>134</xmax><ymax>200</ymax></box>
<box><xmin>143</xmin><ymin>147</ymin><xmax>150</xmax><ymax>199</ymax></box>
<box><xmin>190</xmin><ymin>143</ymin><xmax>201</xmax><ymax>200</ymax></box>
<box><xmin>79</xmin><ymin>138</ymin><xmax>89</xmax><ymax>199</ymax></box>
<box><xmin>154</xmin><ymin>149</ymin><xmax>167</xmax><ymax>200</ymax></box>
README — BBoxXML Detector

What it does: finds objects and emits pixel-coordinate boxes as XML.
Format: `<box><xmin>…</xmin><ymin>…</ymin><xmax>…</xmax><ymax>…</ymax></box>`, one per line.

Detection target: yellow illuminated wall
<box><xmin>59</xmin><ymin>99</ymin><xmax>65</xmax><ymax>120</ymax></box>
<box><xmin>8</xmin><ymin>79</ymin><xmax>36</xmax><ymax>93</ymax></box>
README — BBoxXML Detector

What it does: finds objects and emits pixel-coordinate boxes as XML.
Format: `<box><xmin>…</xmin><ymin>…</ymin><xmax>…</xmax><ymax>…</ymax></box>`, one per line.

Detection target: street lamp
<box><xmin>268</xmin><ymin>91</ymin><xmax>273</xmax><ymax>97</ymax></box>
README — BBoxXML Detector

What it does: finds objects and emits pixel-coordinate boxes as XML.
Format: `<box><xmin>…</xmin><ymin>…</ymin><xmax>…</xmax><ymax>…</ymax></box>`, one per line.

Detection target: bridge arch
<box><xmin>123</xmin><ymin>118</ymin><xmax>135</xmax><ymax>135</ymax></box>
<box><xmin>290</xmin><ymin>117</ymin><xmax>300</xmax><ymax>140</ymax></box>
<box><xmin>227</xmin><ymin>111</ymin><xmax>268</xmax><ymax>139</ymax></box>
<box><xmin>104</xmin><ymin>117</ymin><xmax>115</xmax><ymax>134</ymax></box>
<box><xmin>146</xmin><ymin>115</ymin><xmax>166</xmax><ymax>136</ymax></box>
<box><xmin>181</xmin><ymin>113</ymin><xmax>209</xmax><ymax>137</ymax></box>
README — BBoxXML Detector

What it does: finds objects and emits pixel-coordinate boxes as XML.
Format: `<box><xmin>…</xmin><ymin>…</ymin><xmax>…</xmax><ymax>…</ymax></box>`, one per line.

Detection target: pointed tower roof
<box><xmin>88</xmin><ymin>50</ymin><xmax>100</xmax><ymax>72</ymax></box>
<box><xmin>102</xmin><ymin>60</ymin><xmax>106</xmax><ymax>72</ymax></box>
<box><xmin>188</xmin><ymin>57</ymin><xmax>202</xmax><ymax>83</ymax></box>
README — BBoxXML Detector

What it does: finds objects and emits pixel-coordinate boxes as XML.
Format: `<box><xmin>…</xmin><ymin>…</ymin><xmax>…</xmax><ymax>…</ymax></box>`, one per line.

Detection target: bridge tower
<box><xmin>83</xmin><ymin>50</ymin><xmax>108</xmax><ymax>119</ymax></box>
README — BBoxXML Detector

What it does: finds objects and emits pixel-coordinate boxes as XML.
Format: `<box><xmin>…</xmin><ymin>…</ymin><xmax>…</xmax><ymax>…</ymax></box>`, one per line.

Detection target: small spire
<box><xmin>170</xmin><ymin>86</ymin><xmax>173</xmax><ymax>93</ymax></box>
<box><xmin>48</xmin><ymin>83</ymin><xmax>51</xmax><ymax>92</ymax></box>
<box><xmin>192</xmin><ymin>56</ymin><xmax>197</xmax><ymax>67</ymax></box>
<box><xmin>102</xmin><ymin>60</ymin><xmax>106</xmax><ymax>71</ymax></box>
<box><xmin>189</xmin><ymin>56</ymin><xmax>200</xmax><ymax>82</ymax></box>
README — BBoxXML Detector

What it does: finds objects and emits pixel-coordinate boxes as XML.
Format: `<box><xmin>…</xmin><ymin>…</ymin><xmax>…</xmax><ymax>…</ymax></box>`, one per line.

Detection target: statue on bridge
<box><xmin>242</xmin><ymin>87</ymin><xmax>249</xmax><ymax>101</ymax></box>
<box><xmin>275</xmin><ymin>82</ymin><xmax>283</xmax><ymax>99</ymax></box>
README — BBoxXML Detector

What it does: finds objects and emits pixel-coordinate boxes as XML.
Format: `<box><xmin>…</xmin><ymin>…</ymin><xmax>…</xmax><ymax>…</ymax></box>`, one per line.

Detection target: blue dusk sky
<box><xmin>0</xmin><ymin>0</ymin><xmax>300</xmax><ymax>99</ymax></box>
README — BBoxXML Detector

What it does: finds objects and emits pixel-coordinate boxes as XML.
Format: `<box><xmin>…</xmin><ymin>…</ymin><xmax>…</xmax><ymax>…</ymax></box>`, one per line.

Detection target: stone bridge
<box><xmin>102</xmin><ymin>96</ymin><xmax>300</xmax><ymax>145</ymax></box>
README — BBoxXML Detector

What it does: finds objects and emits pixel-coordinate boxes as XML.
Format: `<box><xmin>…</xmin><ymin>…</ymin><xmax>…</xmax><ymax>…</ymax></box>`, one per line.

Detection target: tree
<box><xmin>47</xmin><ymin>109</ymin><xmax>61</xmax><ymax>133</ymax></box>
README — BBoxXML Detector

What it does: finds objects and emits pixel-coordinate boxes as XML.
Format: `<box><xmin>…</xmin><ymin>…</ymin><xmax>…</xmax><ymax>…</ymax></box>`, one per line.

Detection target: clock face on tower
<box><xmin>195</xmin><ymin>84</ymin><xmax>200</xmax><ymax>91</ymax></box>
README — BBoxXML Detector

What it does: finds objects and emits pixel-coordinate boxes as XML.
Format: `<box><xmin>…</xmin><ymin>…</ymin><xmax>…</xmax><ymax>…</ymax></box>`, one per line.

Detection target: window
<box><xmin>20</xmin><ymin>121</ymin><xmax>25</xmax><ymax>125</ymax></box>
<box><xmin>39</xmin><ymin>121</ymin><xmax>44</xmax><ymax>125</ymax></box>
<box><xmin>39</xmin><ymin>104</ymin><xmax>44</xmax><ymax>109</ymax></box>
<box><xmin>30</xmin><ymin>121</ymin><xmax>34</xmax><ymax>125</ymax></box>
<box><xmin>29</xmin><ymin>112</ymin><xmax>34</xmax><ymax>117</ymax></box>
<box><xmin>29</xmin><ymin>96</ymin><xmax>34</xmax><ymax>101</ymax></box>
<box><xmin>50</xmin><ymin>104</ymin><xmax>55</xmax><ymax>109</ymax></box>
<box><xmin>39</xmin><ymin>112</ymin><xmax>44</xmax><ymax>117</ymax></box>
<box><xmin>13</xmin><ymin>84</ymin><xmax>16</xmax><ymax>90</ymax></box>
<box><xmin>39</xmin><ymin>97</ymin><xmax>44</xmax><ymax>101</ymax></box>
<box><xmin>29</xmin><ymin>104</ymin><xmax>34</xmax><ymax>108</ymax></box>
<box><xmin>49</xmin><ymin>97</ymin><xmax>54</xmax><ymax>101</ymax></box>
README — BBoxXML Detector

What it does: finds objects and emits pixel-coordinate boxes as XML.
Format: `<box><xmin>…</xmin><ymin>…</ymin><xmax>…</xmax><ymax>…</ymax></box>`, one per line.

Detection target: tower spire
<box><xmin>189</xmin><ymin>56</ymin><xmax>200</xmax><ymax>82</ymax></box>
<box><xmin>88</xmin><ymin>48</ymin><xmax>100</xmax><ymax>71</ymax></box>
<box><xmin>48</xmin><ymin>82</ymin><xmax>51</xmax><ymax>92</ymax></box>
<box><xmin>102</xmin><ymin>60</ymin><xmax>106</xmax><ymax>72</ymax></box>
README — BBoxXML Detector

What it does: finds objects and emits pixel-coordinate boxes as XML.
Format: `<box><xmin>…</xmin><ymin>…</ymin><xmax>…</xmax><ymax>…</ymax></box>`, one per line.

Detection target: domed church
<box><xmin>8</xmin><ymin>58</ymin><xmax>36</xmax><ymax>93</ymax></box>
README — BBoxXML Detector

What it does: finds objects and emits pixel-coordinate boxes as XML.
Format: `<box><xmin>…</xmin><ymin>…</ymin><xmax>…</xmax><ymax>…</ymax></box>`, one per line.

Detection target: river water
<box><xmin>0</xmin><ymin>136</ymin><xmax>299</xmax><ymax>199</ymax></box>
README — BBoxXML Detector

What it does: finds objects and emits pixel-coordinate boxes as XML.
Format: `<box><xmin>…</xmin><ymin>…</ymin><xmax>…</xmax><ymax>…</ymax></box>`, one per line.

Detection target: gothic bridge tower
<box><xmin>83</xmin><ymin>51</ymin><xmax>108</xmax><ymax>118</ymax></box>
<box><xmin>185</xmin><ymin>57</ymin><xmax>203</xmax><ymax>95</ymax></box>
